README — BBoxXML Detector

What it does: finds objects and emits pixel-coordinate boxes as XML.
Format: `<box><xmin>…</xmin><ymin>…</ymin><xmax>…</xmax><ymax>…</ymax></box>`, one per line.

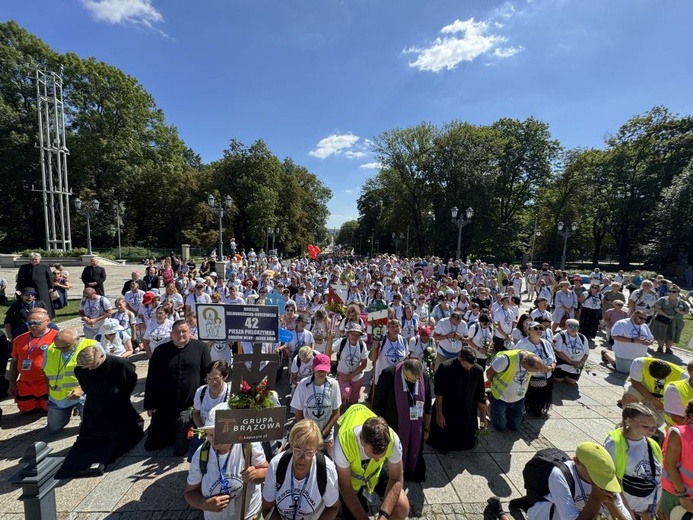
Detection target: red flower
<box><xmin>240</xmin><ymin>379</ymin><xmax>252</xmax><ymax>394</ymax></box>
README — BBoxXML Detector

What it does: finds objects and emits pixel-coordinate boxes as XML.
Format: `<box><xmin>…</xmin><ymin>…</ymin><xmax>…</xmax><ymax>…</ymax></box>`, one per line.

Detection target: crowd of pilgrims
<box><xmin>21</xmin><ymin>249</ymin><xmax>693</xmax><ymax>520</ymax></box>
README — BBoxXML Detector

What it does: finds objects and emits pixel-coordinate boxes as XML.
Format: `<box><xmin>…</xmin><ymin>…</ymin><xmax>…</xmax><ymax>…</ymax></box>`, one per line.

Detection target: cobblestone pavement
<box><xmin>1</xmin><ymin>262</ymin><xmax>691</xmax><ymax>519</ymax></box>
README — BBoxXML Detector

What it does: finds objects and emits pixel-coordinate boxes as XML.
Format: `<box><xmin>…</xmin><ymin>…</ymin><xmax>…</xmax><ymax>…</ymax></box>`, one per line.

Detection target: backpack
<box><xmin>518</xmin><ymin>448</ymin><xmax>575</xmax><ymax>510</ymax></box>
<box><xmin>275</xmin><ymin>450</ymin><xmax>328</xmax><ymax>497</ymax></box>
<box><xmin>330</xmin><ymin>337</ymin><xmax>365</xmax><ymax>375</ymax></box>
<box><xmin>198</xmin><ymin>437</ymin><xmax>279</xmax><ymax>475</ymax></box>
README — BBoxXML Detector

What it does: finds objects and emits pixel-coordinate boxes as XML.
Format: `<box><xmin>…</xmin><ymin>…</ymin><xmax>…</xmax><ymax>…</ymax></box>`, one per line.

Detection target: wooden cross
<box><xmin>231</xmin><ymin>343</ymin><xmax>278</xmax><ymax>391</ymax></box>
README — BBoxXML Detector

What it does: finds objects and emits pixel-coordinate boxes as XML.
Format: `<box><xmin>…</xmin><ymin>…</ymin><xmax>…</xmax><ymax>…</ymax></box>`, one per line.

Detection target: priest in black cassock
<box><xmin>143</xmin><ymin>319</ymin><xmax>211</xmax><ymax>455</ymax></box>
<box><xmin>56</xmin><ymin>346</ymin><xmax>144</xmax><ymax>478</ymax></box>
<box><xmin>15</xmin><ymin>253</ymin><xmax>55</xmax><ymax>318</ymax></box>
<box><xmin>427</xmin><ymin>346</ymin><xmax>489</xmax><ymax>453</ymax></box>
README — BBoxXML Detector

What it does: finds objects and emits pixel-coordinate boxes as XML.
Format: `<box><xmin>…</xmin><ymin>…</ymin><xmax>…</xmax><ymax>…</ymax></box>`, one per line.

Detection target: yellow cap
<box><xmin>575</xmin><ymin>442</ymin><xmax>621</xmax><ymax>493</ymax></box>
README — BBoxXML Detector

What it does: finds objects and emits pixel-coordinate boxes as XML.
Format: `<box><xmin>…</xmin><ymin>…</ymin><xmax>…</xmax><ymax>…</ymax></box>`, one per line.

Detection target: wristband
<box><xmin>677</xmin><ymin>492</ymin><xmax>688</xmax><ymax>498</ymax></box>
<box><xmin>378</xmin><ymin>510</ymin><xmax>391</xmax><ymax>519</ymax></box>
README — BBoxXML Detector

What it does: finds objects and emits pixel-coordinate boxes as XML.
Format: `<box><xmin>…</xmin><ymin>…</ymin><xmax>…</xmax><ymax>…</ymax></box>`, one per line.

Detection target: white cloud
<box><xmin>345</xmin><ymin>189</ymin><xmax>353</xmax><ymax>193</ymax></box>
<box><xmin>80</xmin><ymin>0</ymin><xmax>165</xmax><ymax>33</ymax></box>
<box><xmin>309</xmin><ymin>132</ymin><xmax>369</xmax><ymax>159</ymax></box>
<box><xmin>359</xmin><ymin>162</ymin><xmax>382</xmax><ymax>170</ymax></box>
<box><xmin>404</xmin><ymin>12</ymin><xmax>523</xmax><ymax>72</ymax></box>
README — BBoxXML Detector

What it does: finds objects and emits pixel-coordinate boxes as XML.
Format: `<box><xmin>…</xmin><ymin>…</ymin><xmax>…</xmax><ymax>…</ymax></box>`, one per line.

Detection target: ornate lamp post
<box><xmin>451</xmin><ymin>206</ymin><xmax>474</xmax><ymax>261</ymax></box>
<box><xmin>207</xmin><ymin>194</ymin><xmax>232</xmax><ymax>260</ymax></box>
<box><xmin>557</xmin><ymin>221</ymin><xmax>578</xmax><ymax>270</ymax></box>
<box><xmin>267</xmin><ymin>227</ymin><xmax>279</xmax><ymax>253</ymax></box>
<box><xmin>74</xmin><ymin>198</ymin><xmax>100</xmax><ymax>255</ymax></box>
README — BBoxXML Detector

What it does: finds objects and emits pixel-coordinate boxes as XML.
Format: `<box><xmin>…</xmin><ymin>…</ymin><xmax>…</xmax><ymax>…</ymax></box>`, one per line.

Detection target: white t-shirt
<box><xmin>162</xmin><ymin>293</ymin><xmax>184</xmax><ymax>310</ymax></box>
<box><xmin>210</xmin><ymin>342</ymin><xmax>234</xmax><ymax>365</ymax></box>
<box><xmin>99</xmin><ymin>330</ymin><xmax>131</xmax><ymax>357</ymax></box>
<box><xmin>516</xmin><ymin>337</ymin><xmax>555</xmax><ymax>379</ymax></box>
<box><xmin>193</xmin><ymin>383</ymin><xmax>232</xmax><ymax>425</ymax></box>
<box><xmin>581</xmin><ymin>291</ymin><xmax>602</xmax><ymax>310</ymax></box>
<box><xmin>333</xmin><ymin>424</ymin><xmax>403</xmax><ymax>471</ymax></box>
<box><xmin>603</xmin><ymin>435</ymin><xmax>661</xmax><ymax>514</ymax></box>
<box><xmin>664</xmin><ymin>380</ymin><xmax>693</xmax><ymax>419</ymax></box>
<box><xmin>287</xmin><ymin>330</ymin><xmax>314</xmax><ymax>356</ymax></box>
<box><xmin>143</xmin><ymin>318</ymin><xmax>173</xmax><ymax>353</ymax></box>
<box><xmin>527</xmin><ymin>461</ymin><xmax>631</xmax><ymax>520</ymax></box>
<box><xmin>290</xmin><ymin>357</ymin><xmax>314</xmax><ymax>384</ymax></box>
<box><xmin>493</xmin><ymin>307</ymin><xmax>516</xmax><ymax>338</ymax></box>
<box><xmin>262</xmin><ymin>452</ymin><xmax>339</xmax><ymax>520</ymax></box>
<box><xmin>490</xmin><ymin>353</ymin><xmax>532</xmax><ymax>403</ymax></box>
<box><xmin>400</xmin><ymin>316</ymin><xmax>419</xmax><ymax>341</ymax></box>
<box><xmin>187</xmin><ymin>442</ymin><xmax>265</xmax><ymax>520</ymax></box>
<box><xmin>628</xmin><ymin>358</ymin><xmax>687</xmax><ymax>394</ymax></box>
<box><xmin>629</xmin><ymin>289</ymin><xmax>658</xmax><ymax>316</ymax></box>
<box><xmin>611</xmin><ymin>318</ymin><xmax>654</xmax><ymax>359</ymax></box>
<box><xmin>334</xmin><ymin>339</ymin><xmax>368</xmax><ymax>380</ymax></box>
<box><xmin>290</xmin><ymin>376</ymin><xmax>342</xmax><ymax>436</ymax></box>
<box><xmin>124</xmin><ymin>290</ymin><xmax>145</xmax><ymax>314</ymax></box>
<box><xmin>375</xmin><ymin>336</ymin><xmax>408</xmax><ymax>381</ymax></box>
<box><xmin>186</xmin><ymin>292</ymin><xmax>212</xmax><ymax>312</ymax></box>
<box><xmin>434</xmin><ymin>318</ymin><xmax>469</xmax><ymax>356</ymax></box>
<box><xmin>553</xmin><ymin>332</ymin><xmax>589</xmax><ymax>374</ymax></box>
<box><xmin>408</xmin><ymin>337</ymin><xmax>432</xmax><ymax>360</ymax></box>
<box><xmin>80</xmin><ymin>296</ymin><xmax>114</xmax><ymax>336</ymax></box>
<box><xmin>467</xmin><ymin>322</ymin><xmax>494</xmax><ymax>360</ymax></box>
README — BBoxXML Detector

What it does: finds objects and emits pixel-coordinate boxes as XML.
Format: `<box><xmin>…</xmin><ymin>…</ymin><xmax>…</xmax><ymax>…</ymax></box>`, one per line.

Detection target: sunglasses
<box><xmin>195</xmin><ymin>285</ymin><xmax>204</xmax><ymax>289</ymax></box>
<box><xmin>567</xmin><ymin>324</ymin><xmax>579</xmax><ymax>330</ymax></box>
<box><xmin>669</xmin><ymin>290</ymin><xmax>679</xmax><ymax>294</ymax></box>
<box><xmin>529</xmin><ymin>326</ymin><xmax>545</xmax><ymax>332</ymax></box>
<box><xmin>26</xmin><ymin>320</ymin><xmax>45</xmax><ymax>326</ymax></box>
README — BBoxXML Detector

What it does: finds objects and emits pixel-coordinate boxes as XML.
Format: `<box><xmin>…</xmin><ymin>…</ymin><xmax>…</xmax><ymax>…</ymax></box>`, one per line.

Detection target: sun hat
<box><xmin>312</xmin><ymin>353</ymin><xmax>331</xmax><ymax>373</ymax></box>
<box><xmin>99</xmin><ymin>318</ymin><xmax>125</xmax><ymax>335</ymax></box>
<box><xmin>418</xmin><ymin>326</ymin><xmax>432</xmax><ymax>336</ymax></box>
<box><xmin>346</xmin><ymin>322</ymin><xmax>362</xmax><ymax>333</ymax></box>
<box><xmin>142</xmin><ymin>292</ymin><xmax>156</xmax><ymax>305</ymax></box>
<box><xmin>575</xmin><ymin>442</ymin><xmax>621</xmax><ymax>493</ymax></box>
<box><xmin>566</xmin><ymin>318</ymin><xmax>580</xmax><ymax>327</ymax></box>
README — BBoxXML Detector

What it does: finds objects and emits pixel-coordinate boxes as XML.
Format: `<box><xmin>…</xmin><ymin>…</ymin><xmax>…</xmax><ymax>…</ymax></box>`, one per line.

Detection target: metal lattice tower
<box><xmin>35</xmin><ymin>67</ymin><xmax>72</xmax><ymax>251</ymax></box>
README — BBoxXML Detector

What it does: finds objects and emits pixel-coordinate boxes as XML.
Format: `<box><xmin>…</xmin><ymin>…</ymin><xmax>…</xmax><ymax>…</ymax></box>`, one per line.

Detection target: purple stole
<box><xmin>394</xmin><ymin>361</ymin><xmax>424</xmax><ymax>476</ymax></box>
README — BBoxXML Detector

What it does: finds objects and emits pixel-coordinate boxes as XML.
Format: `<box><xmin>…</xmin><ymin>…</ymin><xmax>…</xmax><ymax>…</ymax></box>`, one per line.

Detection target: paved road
<box><xmin>1</xmin><ymin>262</ymin><xmax>691</xmax><ymax>519</ymax></box>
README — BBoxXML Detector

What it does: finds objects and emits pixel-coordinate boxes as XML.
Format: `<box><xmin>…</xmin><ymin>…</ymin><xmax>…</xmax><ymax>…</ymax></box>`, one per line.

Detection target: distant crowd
<box><xmin>3</xmin><ymin>250</ymin><xmax>693</xmax><ymax>520</ymax></box>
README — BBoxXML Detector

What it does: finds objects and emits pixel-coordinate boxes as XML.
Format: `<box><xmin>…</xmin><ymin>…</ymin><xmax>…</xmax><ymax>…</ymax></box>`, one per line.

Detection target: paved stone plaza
<box><xmin>1</xmin><ymin>263</ymin><xmax>690</xmax><ymax>519</ymax></box>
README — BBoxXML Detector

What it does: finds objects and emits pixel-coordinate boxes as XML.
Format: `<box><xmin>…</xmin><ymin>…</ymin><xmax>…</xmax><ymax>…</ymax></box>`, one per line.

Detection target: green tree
<box><xmin>336</xmin><ymin>220</ymin><xmax>360</xmax><ymax>250</ymax></box>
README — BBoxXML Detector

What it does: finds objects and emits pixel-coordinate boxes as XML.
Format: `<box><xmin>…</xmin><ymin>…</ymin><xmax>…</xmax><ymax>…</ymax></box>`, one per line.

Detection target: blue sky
<box><xmin>5</xmin><ymin>1</ymin><xmax>693</xmax><ymax>229</ymax></box>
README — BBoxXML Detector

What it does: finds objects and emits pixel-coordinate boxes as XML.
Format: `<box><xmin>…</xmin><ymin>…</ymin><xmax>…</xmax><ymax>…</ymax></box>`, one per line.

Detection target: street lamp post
<box><xmin>451</xmin><ymin>206</ymin><xmax>474</xmax><ymax>261</ymax></box>
<box><xmin>114</xmin><ymin>201</ymin><xmax>124</xmax><ymax>260</ymax></box>
<box><xmin>267</xmin><ymin>227</ymin><xmax>279</xmax><ymax>253</ymax></box>
<box><xmin>74</xmin><ymin>198</ymin><xmax>100</xmax><ymax>255</ymax></box>
<box><xmin>392</xmin><ymin>232</ymin><xmax>404</xmax><ymax>254</ymax></box>
<box><xmin>557</xmin><ymin>221</ymin><xmax>578</xmax><ymax>270</ymax></box>
<box><xmin>207</xmin><ymin>194</ymin><xmax>233</xmax><ymax>261</ymax></box>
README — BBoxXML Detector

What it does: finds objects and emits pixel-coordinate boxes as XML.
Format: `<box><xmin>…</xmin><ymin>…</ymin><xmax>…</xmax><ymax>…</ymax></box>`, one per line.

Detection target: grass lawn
<box><xmin>678</xmin><ymin>314</ymin><xmax>693</xmax><ymax>351</ymax></box>
<box><xmin>0</xmin><ymin>299</ymin><xmax>80</xmax><ymax>329</ymax></box>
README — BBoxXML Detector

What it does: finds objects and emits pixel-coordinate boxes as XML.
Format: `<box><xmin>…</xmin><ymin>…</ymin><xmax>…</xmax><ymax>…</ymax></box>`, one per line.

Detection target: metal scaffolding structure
<box><xmin>35</xmin><ymin>67</ymin><xmax>72</xmax><ymax>251</ymax></box>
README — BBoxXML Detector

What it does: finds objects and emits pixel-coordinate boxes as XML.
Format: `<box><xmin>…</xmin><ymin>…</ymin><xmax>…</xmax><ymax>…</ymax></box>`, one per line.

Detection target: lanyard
<box><xmin>290</xmin><ymin>467</ymin><xmax>310</xmax><ymax>520</ymax></box>
<box><xmin>631</xmin><ymin>323</ymin><xmax>642</xmax><ymax>337</ymax></box>
<box><xmin>216</xmin><ymin>450</ymin><xmax>231</xmax><ymax>495</ymax></box>
<box><xmin>573</xmin><ymin>465</ymin><xmax>607</xmax><ymax>517</ymax></box>
<box><xmin>312</xmin><ymin>381</ymin><xmax>328</xmax><ymax>418</ymax></box>
<box><xmin>27</xmin><ymin>332</ymin><xmax>48</xmax><ymax>358</ymax></box>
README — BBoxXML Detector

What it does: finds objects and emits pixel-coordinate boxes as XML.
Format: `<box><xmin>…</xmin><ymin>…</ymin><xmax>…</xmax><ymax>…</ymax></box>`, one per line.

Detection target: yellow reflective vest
<box><xmin>665</xmin><ymin>379</ymin><xmax>693</xmax><ymax>426</ymax></box>
<box><xmin>606</xmin><ymin>427</ymin><xmax>662</xmax><ymax>480</ymax></box>
<box><xmin>337</xmin><ymin>404</ymin><xmax>394</xmax><ymax>493</ymax></box>
<box><xmin>490</xmin><ymin>349</ymin><xmax>533</xmax><ymax>400</ymax></box>
<box><xmin>639</xmin><ymin>358</ymin><xmax>685</xmax><ymax>399</ymax></box>
<box><xmin>44</xmin><ymin>338</ymin><xmax>96</xmax><ymax>400</ymax></box>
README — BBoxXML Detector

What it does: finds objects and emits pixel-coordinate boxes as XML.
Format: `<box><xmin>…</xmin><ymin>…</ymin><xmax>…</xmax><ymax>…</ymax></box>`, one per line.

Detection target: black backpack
<box><xmin>519</xmin><ymin>448</ymin><xmax>575</xmax><ymax>510</ymax></box>
<box><xmin>275</xmin><ymin>450</ymin><xmax>328</xmax><ymax>496</ymax></box>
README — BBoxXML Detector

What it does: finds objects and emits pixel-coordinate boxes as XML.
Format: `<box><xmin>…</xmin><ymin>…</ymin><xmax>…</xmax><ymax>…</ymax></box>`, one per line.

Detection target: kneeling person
<box><xmin>334</xmin><ymin>404</ymin><xmax>409</xmax><ymax>520</ymax></box>
<box><xmin>262</xmin><ymin>419</ymin><xmax>340</xmax><ymax>520</ymax></box>
<box><xmin>185</xmin><ymin>403</ymin><xmax>268</xmax><ymax>520</ymax></box>
<box><xmin>527</xmin><ymin>441</ymin><xmax>632</xmax><ymax>520</ymax></box>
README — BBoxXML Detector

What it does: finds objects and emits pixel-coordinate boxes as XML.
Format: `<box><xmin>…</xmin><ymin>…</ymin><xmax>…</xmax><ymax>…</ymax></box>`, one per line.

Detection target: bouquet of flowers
<box><xmin>422</xmin><ymin>344</ymin><xmax>437</xmax><ymax>379</ymax></box>
<box><xmin>227</xmin><ymin>376</ymin><xmax>275</xmax><ymax>410</ymax></box>
<box><xmin>325</xmin><ymin>301</ymin><xmax>346</xmax><ymax>317</ymax></box>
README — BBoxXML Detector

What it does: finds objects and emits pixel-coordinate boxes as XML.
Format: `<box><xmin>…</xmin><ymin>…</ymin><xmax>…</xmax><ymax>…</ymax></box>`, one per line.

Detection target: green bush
<box><xmin>14</xmin><ymin>248</ymin><xmax>89</xmax><ymax>258</ymax></box>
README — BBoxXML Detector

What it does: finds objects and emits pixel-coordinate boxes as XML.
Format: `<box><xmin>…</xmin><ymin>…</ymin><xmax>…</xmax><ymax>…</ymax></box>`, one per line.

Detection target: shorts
<box><xmin>553</xmin><ymin>366</ymin><xmax>581</xmax><ymax>382</ymax></box>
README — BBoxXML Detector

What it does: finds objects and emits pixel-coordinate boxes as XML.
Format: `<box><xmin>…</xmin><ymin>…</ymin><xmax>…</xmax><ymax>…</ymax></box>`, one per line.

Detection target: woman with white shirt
<box><xmin>142</xmin><ymin>307</ymin><xmax>173</xmax><ymax>358</ymax></box>
<box><xmin>97</xmin><ymin>318</ymin><xmax>133</xmax><ymax>357</ymax></box>
<box><xmin>579</xmin><ymin>284</ymin><xmax>603</xmax><ymax>340</ymax></box>
<box><xmin>189</xmin><ymin>360</ymin><xmax>232</xmax><ymax>461</ymax></box>
<box><xmin>162</xmin><ymin>283</ymin><xmax>185</xmax><ymax>313</ymax></box>
<box><xmin>262</xmin><ymin>419</ymin><xmax>339</xmax><ymax>520</ymax></box>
